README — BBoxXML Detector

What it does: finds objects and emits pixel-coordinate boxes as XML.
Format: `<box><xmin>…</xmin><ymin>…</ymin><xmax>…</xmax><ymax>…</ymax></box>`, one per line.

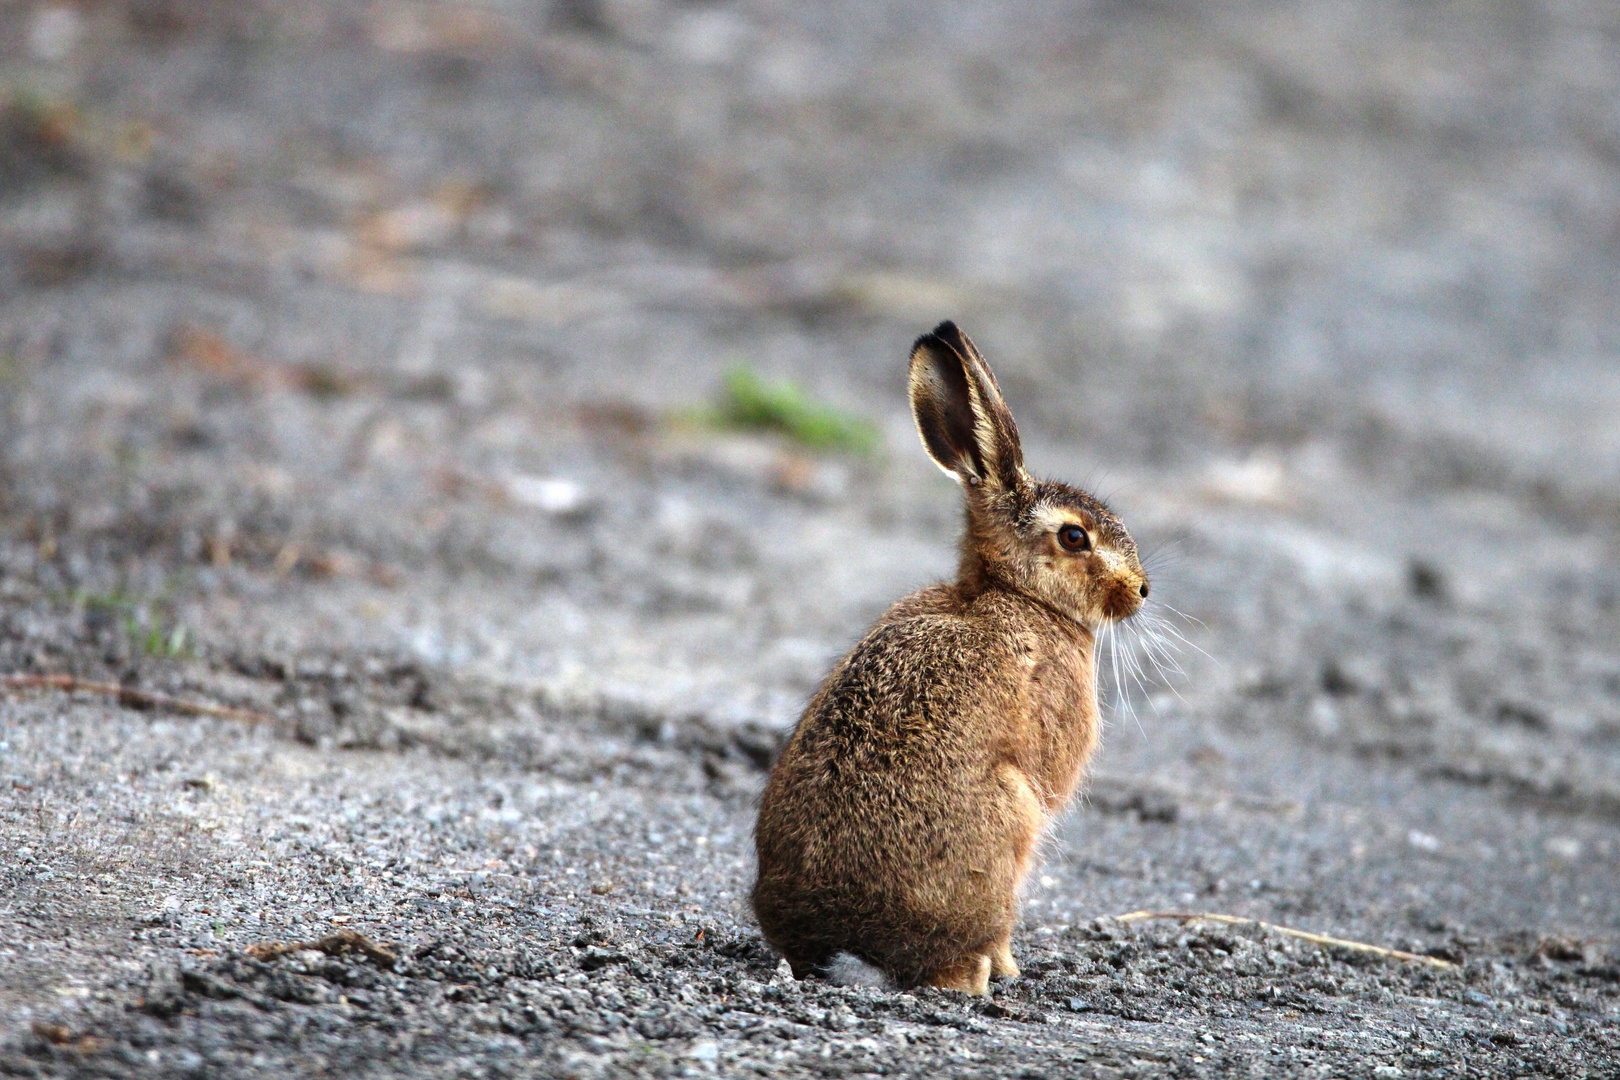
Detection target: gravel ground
<box><xmin>2</xmin><ymin>2</ymin><xmax>1619</xmax><ymax>1076</ymax></box>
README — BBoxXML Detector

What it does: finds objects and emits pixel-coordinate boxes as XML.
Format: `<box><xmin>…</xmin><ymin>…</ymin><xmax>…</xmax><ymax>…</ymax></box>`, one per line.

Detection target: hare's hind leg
<box><xmin>927</xmin><ymin>953</ymin><xmax>992</xmax><ymax>996</ymax></box>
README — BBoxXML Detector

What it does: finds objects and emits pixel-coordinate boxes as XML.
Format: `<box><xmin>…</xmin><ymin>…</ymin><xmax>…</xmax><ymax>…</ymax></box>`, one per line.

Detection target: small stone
<box><xmin>1408</xmin><ymin>559</ymin><xmax>1447</xmax><ymax>601</ymax></box>
<box><xmin>29</xmin><ymin>6</ymin><xmax>82</xmax><ymax>62</ymax></box>
<box><xmin>1545</xmin><ymin>837</ymin><xmax>1582</xmax><ymax>861</ymax></box>
<box><xmin>361</xmin><ymin>201</ymin><xmax>458</xmax><ymax>253</ymax></box>
<box><xmin>477</xmin><ymin>278</ymin><xmax>618</xmax><ymax>326</ymax></box>
<box><xmin>505</xmin><ymin>475</ymin><xmax>590</xmax><ymax>517</ymax></box>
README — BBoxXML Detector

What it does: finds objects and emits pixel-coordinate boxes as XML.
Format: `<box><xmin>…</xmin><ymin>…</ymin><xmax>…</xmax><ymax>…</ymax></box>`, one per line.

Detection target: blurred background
<box><xmin>2</xmin><ymin>0</ymin><xmax>1619</xmax><ymax>935</ymax></box>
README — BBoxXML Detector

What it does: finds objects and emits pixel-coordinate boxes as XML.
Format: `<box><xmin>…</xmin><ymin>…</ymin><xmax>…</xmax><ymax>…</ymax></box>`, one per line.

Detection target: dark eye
<box><xmin>1057</xmin><ymin>524</ymin><xmax>1091</xmax><ymax>552</ymax></box>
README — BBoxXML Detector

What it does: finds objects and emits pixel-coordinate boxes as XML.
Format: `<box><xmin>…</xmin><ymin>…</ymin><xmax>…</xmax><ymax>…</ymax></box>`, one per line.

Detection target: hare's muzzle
<box><xmin>1104</xmin><ymin>571</ymin><xmax>1149</xmax><ymax>621</ymax></box>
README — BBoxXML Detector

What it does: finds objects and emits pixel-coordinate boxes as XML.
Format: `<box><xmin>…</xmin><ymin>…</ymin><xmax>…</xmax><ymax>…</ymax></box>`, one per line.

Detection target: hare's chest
<box><xmin>1023</xmin><ymin>647</ymin><xmax>1099</xmax><ymax>806</ymax></box>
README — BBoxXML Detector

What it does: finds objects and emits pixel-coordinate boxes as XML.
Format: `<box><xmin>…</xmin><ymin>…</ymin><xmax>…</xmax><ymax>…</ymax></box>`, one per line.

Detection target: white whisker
<box><xmin>1095</xmin><ymin>595</ymin><xmax>1211</xmax><ymax>725</ymax></box>
<box><xmin>1107</xmin><ymin>619</ymin><xmax>1146</xmax><ymax>740</ymax></box>
<box><xmin>1134</xmin><ymin>615</ymin><xmax>1189</xmax><ymax>676</ymax></box>
<box><xmin>1145</xmin><ymin>603</ymin><xmax>1218</xmax><ymax>665</ymax></box>
<box><xmin>1121</xmin><ymin>621</ymin><xmax>1160</xmax><ymax>715</ymax></box>
<box><xmin>1153</xmin><ymin>600</ymin><xmax>1204</xmax><ymax>625</ymax></box>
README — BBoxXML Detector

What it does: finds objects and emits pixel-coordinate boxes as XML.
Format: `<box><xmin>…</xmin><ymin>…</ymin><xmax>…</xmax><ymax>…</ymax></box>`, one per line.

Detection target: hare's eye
<box><xmin>1057</xmin><ymin>524</ymin><xmax>1090</xmax><ymax>552</ymax></box>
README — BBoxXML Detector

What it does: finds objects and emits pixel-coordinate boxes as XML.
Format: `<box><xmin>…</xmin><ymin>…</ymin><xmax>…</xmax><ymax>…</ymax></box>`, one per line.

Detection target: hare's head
<box><xmin>909</xmin><ymin>321</ymin><xmax>1147</xmax><ymax>629</ymax></box>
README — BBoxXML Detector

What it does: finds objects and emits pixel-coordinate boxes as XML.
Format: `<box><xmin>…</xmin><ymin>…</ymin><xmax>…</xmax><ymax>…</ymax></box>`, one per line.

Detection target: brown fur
<box><xmin>753</xmin><ymin>322</ymin><xmax>1149</xmax><ymax>993</ymax></box>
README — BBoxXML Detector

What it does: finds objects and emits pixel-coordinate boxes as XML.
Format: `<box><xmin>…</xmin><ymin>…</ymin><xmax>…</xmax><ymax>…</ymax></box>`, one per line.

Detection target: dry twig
<box><xmin>245</xmin><ymin>929</ymin><xmax>398</xmax><ymax>969</ymax></box>
<box><xmin>1113</xmin><ymin>910</ymin><xmax>1457</xmax><ymax>969</ymax></box>
<box><xmin>0</xmin><ymin>673</ymin><xmax>274</xmax><ymax>726</ymax></box>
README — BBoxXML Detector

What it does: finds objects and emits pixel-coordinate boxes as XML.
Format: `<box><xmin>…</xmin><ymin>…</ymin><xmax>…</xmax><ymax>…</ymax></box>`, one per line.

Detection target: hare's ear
<box><xmin>908</xmin><ymin>321</ymin><xmax>1025</xmax><ymax>491</ymax></box>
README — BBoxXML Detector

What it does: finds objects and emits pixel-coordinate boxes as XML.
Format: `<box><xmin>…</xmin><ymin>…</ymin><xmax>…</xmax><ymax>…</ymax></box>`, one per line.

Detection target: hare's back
<box><xmin>774</xmin><ymin>605</ymin><xmax>1017</xmax><ymax>790</ymax></box>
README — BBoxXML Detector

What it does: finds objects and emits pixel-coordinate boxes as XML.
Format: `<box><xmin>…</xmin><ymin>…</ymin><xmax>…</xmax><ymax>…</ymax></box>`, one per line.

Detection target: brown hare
<box><xmin>752</xmin><ymin>321</ymin><xmax>1149</xmax><ymax>995</ymax></box>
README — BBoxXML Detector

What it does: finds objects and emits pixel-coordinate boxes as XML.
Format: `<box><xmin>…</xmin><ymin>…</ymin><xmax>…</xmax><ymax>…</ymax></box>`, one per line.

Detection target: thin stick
<box><xmin>1113</xmin><ymin>910</ymin><xmax>1457</xmax><ymax>970</ymax></box>
<box><xmin>245</xmin><ymin>928</ymin><xmax>398</xmax><ymax>969</ymax></box>
<box><xmin>0</xmin><ymin>673</ymin><xmax>274</xmax><ymax>725</ymax></box>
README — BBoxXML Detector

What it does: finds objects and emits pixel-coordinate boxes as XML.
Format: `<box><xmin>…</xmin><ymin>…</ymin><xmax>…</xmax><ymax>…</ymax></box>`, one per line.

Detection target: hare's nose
<box><xmin>1138</xmin><ymin>581</ymin><xmax>1150</xmax><ymax>599</ymax></box>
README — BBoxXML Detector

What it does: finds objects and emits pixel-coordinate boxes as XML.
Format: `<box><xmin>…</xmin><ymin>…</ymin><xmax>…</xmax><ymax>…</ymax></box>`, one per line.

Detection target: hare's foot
<box><xmin>989</xmin><ymin>938</ymin><xmax>1019</xmax><ymax>980</ymax></box>
<box><xmin>927</xmin><ymin>953</ymin><xmax>991</xmax><ymax>996</ymax></box>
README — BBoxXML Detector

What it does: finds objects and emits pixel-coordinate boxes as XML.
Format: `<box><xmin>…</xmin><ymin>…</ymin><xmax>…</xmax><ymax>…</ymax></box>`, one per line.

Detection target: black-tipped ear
<box><xmin>907</xmin><ymin>321</ymin><xmax>1024</xmax><ymax>491</ymax></box>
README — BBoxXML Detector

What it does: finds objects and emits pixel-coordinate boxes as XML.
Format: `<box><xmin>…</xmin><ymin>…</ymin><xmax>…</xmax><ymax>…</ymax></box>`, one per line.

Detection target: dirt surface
<box><xmin>3</xmin><ymin>1</ymin><xmax>1620</xmax><ymax>1076</ymax></box>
